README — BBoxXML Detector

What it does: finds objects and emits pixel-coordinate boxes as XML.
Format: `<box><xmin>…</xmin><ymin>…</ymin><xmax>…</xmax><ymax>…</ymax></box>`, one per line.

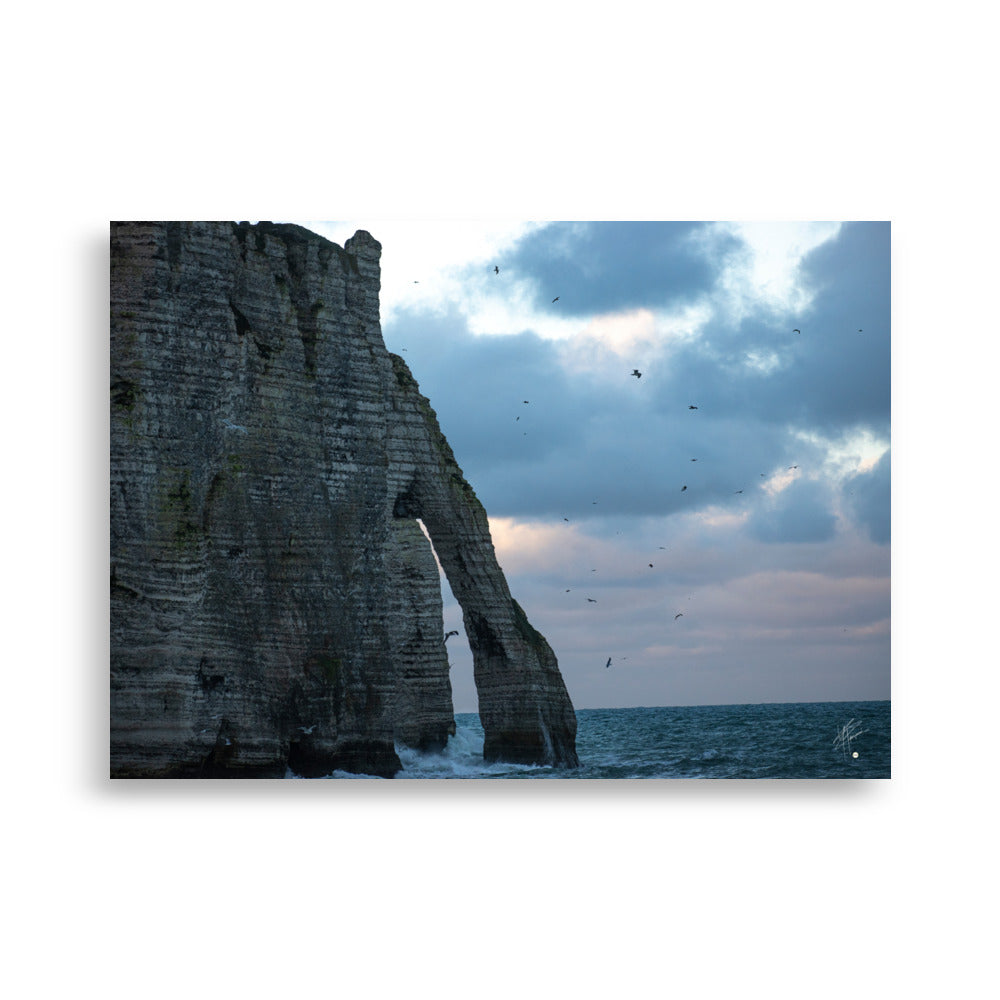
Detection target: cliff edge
<box><xmin>110</xmin><ymin>221</ymin><xmax>579</xmax><ymax>777</ymax></box>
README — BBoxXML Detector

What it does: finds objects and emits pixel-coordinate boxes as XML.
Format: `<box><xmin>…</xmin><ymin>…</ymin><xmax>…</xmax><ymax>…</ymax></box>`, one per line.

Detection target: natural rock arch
<box><xmin>110</xmin><ymin>221</ymin><xmax>578</xmax><ymax>777</ymax></box>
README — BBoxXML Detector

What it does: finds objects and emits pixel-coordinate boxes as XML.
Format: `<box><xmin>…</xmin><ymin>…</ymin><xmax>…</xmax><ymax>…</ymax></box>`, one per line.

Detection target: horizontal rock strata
<box><xmin>110</xmin><ymin>221</ymin><xmax>578</xmax><ymax>777</ymax></box>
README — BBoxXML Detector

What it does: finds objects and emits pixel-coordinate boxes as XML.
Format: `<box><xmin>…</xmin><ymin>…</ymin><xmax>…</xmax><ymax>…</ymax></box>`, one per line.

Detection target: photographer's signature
<box><xmin>833</xmin><ymin>718</ymin><xmax>867</xmax><ymax>759</ymax></box>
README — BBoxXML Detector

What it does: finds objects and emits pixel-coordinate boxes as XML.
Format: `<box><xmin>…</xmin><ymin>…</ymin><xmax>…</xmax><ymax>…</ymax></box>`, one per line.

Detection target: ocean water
<box><xmin>303</xmin><ymin>700</ymin><xmax>890</xmax><ymax>779</ymax></box>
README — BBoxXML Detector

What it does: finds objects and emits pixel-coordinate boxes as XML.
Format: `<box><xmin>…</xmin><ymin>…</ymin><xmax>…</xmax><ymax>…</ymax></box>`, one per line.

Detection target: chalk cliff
<box><xmin>110</xmin><ymin>221</ymin><xmax>579</xmax><ymax>777</ymax></box>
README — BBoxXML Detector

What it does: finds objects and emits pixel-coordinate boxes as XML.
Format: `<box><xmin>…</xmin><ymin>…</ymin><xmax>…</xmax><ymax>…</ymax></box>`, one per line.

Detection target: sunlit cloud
<box><xmin>299</xmin><ymin>219</ymin><xmax>546</xmax><ymax>326</ymax></box>
<box><xmin>793</xmin><ymin>426</ymin><xmax>889</xmax><ymax>481</ymax></box>
<box><xmin>713</xmin><ymin>221</ymin><xmax>843</xmax><ymax>320</ymax></box>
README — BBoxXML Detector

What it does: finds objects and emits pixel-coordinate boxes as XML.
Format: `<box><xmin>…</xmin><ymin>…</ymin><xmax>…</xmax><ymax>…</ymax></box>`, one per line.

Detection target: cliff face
<box><xmin>110</xmin><ymin>221</ymin><xmax>578</xmax><ymax>777</ymax></box>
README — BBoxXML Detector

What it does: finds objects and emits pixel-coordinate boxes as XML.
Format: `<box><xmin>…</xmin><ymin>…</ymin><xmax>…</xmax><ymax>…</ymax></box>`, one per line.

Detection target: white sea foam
<box><xmin>395</xmin><ymin>721</ymin><xmax>550</xmax><ymax>779</ymax></box>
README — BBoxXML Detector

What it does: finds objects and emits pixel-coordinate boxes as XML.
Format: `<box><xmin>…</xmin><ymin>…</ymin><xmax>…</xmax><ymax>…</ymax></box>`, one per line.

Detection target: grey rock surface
<box><xmin>110</xmin><ymin>221</ymin><xmax>578</xmax><ymax>777</ymax></box>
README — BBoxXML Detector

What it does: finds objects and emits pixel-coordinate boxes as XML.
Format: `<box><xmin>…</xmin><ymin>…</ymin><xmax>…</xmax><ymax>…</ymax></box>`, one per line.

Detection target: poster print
<box><xmin>111</xmin><ymin>221</ymin><xmax>889</xmax><ymax>778</ymax></box>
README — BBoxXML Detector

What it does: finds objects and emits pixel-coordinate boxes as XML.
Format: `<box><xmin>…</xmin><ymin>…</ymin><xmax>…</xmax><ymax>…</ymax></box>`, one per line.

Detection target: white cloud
<box><xmin>792</xmin><ymin>426</ymin><xmax>889</xmax><ymax>481</ymax></box>
<box><xmin>713</xmin><ymin>221</ymin><xmax>842</xmax><ymax>321</ymax></box>
<box><xmin>297</xmin><ymin>219</ymin><xmax>545</xmax><ymax>326</ymax></box>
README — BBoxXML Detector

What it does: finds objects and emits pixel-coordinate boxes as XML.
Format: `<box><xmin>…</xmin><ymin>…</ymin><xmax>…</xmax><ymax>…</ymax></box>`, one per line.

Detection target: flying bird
<box><xmin>298</xmin><ymin>725</ymin><xmax>317</xmax><ymax>734</ymax></box>
<box><xmin>734</xmin><ymin>490</ymin><xmax>743</xmax><ymax>494</ymax></box>
<box><xmin>793</xmin><ymin>328</ymin><xmax>801</xmax><ymax>334</ymax></box>
<box><xmin>631</xmin><ymin>369</ymin><xmax>642</xmax><ymax>378</ymax></box>
<box><xmin>681</xmin><ymin>485</ymin><xmax>687</xmax><ymax>492</ymax></box>
<box><xmin>494</xmin><ymin>266</ymin><xmax>499</xmax><ymax>274</ymax></box>
<box><xmin>587</xmin><ymin>598</ymin><xmax>597</xmax><ymax>603</ymax></box>
<box><xmin>444</xmin><ymin>630</ymin><xmax>459</xmax><ymax>642</ymax></box>
<box><xmin>648</xmin><ymin>563</ymin><xmax>653</xmax><ymax>568</ymax></box>
<box><xmin>688</xmin><ymin>405</ymin><xmax>698</xmax><ymax>410</ymax></box>
<box><xmin>605</xmin><ymin>657</ymin><xmax>612</xmax><ymax>669</ymax></box>
<box><xmin>552</xmin><ymin>296</ymin><xmax>560</xmax><ymax>302</ymax></box>
<box><xmin>674</xmin><ymin>613</ymin><xmax>683</xmax><ymax>620</ymax></box>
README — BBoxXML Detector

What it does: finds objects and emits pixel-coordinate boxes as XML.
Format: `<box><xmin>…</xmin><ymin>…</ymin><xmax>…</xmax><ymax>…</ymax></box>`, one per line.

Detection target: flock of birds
<box><xmin>430</xmin><ymin>263</ymin><xmax>863</xmax><ymax>675</ymax></box>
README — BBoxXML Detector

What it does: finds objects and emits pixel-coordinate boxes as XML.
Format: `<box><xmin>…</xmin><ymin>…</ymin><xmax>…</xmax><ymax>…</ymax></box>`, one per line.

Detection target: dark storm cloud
<box><xmin>387</xmin><ymin>221</ymin><xmax>889</xmax><ymax>545</ymax></box>
<box><xmin>492</xmin><ymin>222</ymin><xmax>742</xmax><ymax>316</ymax></box>
<box><xmin>393</xmin><ymin>302</ymin><xmax>795</xmax><ymax>524</ymax></box>
<box><xmin>637</xmin><ymin>222</ymin><xmax>890</xmax><ymax>439</ymax></box>
<box><xmin>843</xmin><ymin>450</ymin><xmax>890</xmax><ymax>544</ymax></box>
<box><xmin>782</xmin><ymin>222</ymin><xmax>891</xmax><ymax>434</ymax></box>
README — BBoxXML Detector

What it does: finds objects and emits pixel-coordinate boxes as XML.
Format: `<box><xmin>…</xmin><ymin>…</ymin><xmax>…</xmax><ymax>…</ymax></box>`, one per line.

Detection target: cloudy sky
<box><xmin>298</xmin><ymin>220</ymin><xmax>890</xmax><ymax>712</ymax></box>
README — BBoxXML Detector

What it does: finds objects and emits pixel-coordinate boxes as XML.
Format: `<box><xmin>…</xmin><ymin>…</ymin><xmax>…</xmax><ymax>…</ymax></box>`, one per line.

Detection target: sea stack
<box><xmin>110</xmin><ymin>221</ymin><xmax>579</xmax><ymax>776</ymax></box>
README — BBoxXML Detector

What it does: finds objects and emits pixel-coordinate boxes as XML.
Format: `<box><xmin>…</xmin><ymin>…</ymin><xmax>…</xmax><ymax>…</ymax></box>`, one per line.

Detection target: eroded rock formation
<box><xmin>110</xmin><ymin>221</ymin><xmax>578</xmax><ymax>777</ymax></box>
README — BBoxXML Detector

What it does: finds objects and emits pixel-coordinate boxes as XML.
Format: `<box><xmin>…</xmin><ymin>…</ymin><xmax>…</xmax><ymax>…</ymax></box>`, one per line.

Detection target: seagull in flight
<box><xmin>298</xmin><ymin>725</ymin><xmax>317</xmax><ymax>734</ymax></box>
<box><xmin>444</xmin><ymin>630</ymin><xmax>459</xmax><ymax>642</ymax></box>
<box><xmin>674</xmin><ymin>613</ymin><xmax>683</xmax><ymax>620</ymax></box>
<box><xmin>494</xmin><ymin>266</ymin><xmax>500</xmax><ymax>274</ymax></box>
<box><xmin>681</xmin><ymin>485</ymin><xmax>687</xmax><ymax>492</ymax></box>
<box><xmin>793</xmin><ymin>328</ymin><xmax>801</xmax><ymax>334</ymax></box>
<box><xmin>605</xmin><ymin>657</ymin><xmax>612</xmax><ymax>669</ymax></box>
<box><xmin>688</xmin><ymin>405</ymin><xmax>698</xmax><ymax>410</ymax></box>
<box><xmin>631</xmin><ymin>369</ymin><xmax>642</xmax><ymax>378</ymax></box>
<box><xmin>552</xmin><ymin>296</ymin><xmax>560</xmax><ymax>302</ymax></box>
<box><xmin>587</xmin><ymin>598</ymin><xmax>597</xmax><ymax>603</ymax></box>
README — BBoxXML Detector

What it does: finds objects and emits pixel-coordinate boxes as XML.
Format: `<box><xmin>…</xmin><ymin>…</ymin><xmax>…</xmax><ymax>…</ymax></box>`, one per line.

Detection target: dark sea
<box><xmin>303</xmin><ymin>700</ymin><xmax>890</xmax><ymax>779</ymax></box>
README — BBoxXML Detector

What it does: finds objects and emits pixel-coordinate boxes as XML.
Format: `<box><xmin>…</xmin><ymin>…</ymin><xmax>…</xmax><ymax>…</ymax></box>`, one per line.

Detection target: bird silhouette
<box><xmin>688</xmin><ymin>405</ymin><xmax>698</xmax><ymax>410</ymax></box>
<box><xmin>631</xmin><ymin>369</ymin><xmax>642</xmax><ymax>378</ymax></box>
<box><xmin>494</xmin><ymin>266</ymin><xmax>499</xmax><ymax>274</ymax></box>
<box><xmin>734</xmin><ymin>490</ymin><xmax>743</xmax><ymax>494</ymax></box>
<box><xmin>681</xmin><ymin>485</ymin><xmax>687</xmax><ymax>492</ymax></box>
<box><xmin>587</xmin><ymin>598</ymin><xmax>597</xmax><ymax>603</ymax></box>
<box><xmin>648</xmin><ymin>563</ymin><xmax>653</xmax><ymax>568</ymax></box>
<box><xmin>552</xmin><ymin>296</ymin><xmax>560</xmax><ymax>302</ymax></box>
<box><xmin>605</xmin><ymin>657</ymin><xmax>612</xmax><ymax>669</ymax></box>
<box><xmin>793</xmin><ymin>328</ymin><xmax>801</xmax><ymax>334</ymax></box>
<box><xmin>298</xmin><ymin>725</ymin><xmax>317</xmax><ymax>734</ymax></box>
<box><xmin>444</xmin><ymin>630</ymin><xmax>459</xmax><ymax>642</ymax></box>
<box><xmin>674</xmin><ymin>613</ymin><xmax>683</xmax><ymax>620</ymax></box>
